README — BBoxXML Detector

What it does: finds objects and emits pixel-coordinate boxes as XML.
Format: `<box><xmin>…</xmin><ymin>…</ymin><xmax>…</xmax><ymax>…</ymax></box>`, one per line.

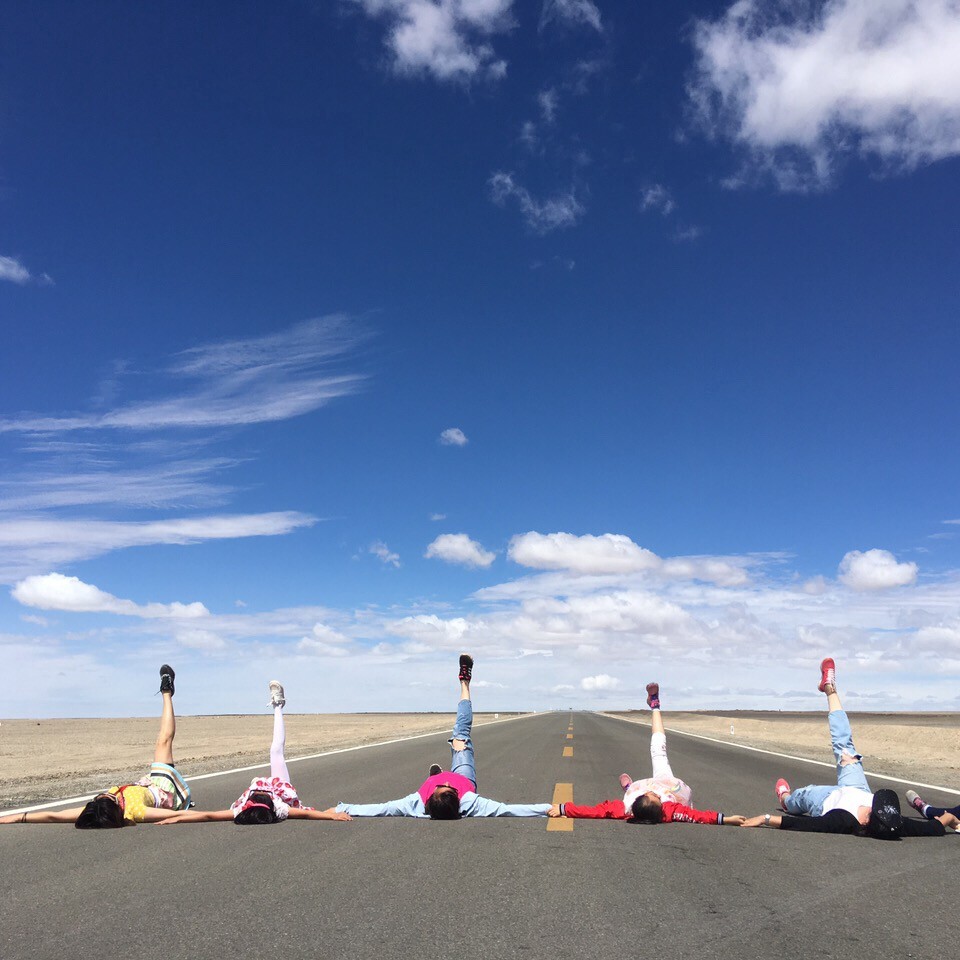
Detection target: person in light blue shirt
<box><xmin>335</xmin><ymin>654</ymin><xmax>550</xmax><ymax>820</ymax></box>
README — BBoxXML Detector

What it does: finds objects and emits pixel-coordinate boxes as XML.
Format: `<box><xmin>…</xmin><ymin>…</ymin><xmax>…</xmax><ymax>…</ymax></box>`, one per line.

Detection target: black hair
<box><xmin>75</xmin><ymin>796</ymin><xmax>125</xmax><ymax>829</ymax></box>
<box><xmin>630</xmin><ymin>794</ymin><xmax>664</xmax><ymax>824</ymax></box>
<box><xmin>424</xmin><ymin>788</ymin><xmax>462</xmax><ymax>820</ymax></box>
<box><xmin>234</xmin><ymin>791</ymin><xmax>280</xmax><ymax>826</ymax></box>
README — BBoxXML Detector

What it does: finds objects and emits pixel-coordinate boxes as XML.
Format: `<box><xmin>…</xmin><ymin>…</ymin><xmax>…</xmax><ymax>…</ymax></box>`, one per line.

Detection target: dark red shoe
<box><xmin>458</xmin><ymin>654</ymin><xmax>473</xmax><ymax>682</ymax></box>
<box><xmin>646</xmin><ymin>682</ymin><xmax>660</xmax><ymax>709</ymax></box>
<box><xmin>818</xmin><ymin>658</ymin><xmax>836</xmax><ymax>693</ymax></box>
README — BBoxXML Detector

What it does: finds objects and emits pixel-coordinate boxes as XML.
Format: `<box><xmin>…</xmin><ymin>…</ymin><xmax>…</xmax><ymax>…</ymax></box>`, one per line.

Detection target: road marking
<box><xmin>566</xmin><ymin>733</ymin><xmax>573</xmax><ymax>740</ymax></box>
<box><xmin>547</xmin><ymin>782</ymin><xmax>573</xmax><ymax>832</ymax></box>
<box><xmin>599</xmin><ymin>713</ymin><xmax>960</xmax><ymax>797</ymax></box>
<box><xmin>2</xmin><ymin>712</ymin><xmax>541</xmax><ymax>816</ymax></box>
<box><xmin>563</xmin><ymin>746</ymin><xmax>574</xmax><ymax>757</ymax></box>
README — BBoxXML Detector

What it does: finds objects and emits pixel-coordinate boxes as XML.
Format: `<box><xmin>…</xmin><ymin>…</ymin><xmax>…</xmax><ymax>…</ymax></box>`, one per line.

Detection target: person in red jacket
<box><xmin>547</xmin><ymin>682</ymin><xmax>745</xmax><ymax>826</ymax></box>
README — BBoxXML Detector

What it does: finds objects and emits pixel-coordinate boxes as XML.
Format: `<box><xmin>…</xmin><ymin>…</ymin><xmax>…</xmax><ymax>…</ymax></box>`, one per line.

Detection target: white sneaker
<box><xmin>269</xmin><ymin>680</ymin><xmax>286</xmax><ymax>708</ymax></box>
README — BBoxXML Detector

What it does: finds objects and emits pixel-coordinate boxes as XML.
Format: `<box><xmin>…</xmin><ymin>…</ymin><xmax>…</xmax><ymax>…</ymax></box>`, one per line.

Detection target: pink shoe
<box><xmin>818</xmin><ymin>658</ymin><xmax>836</xmax><ymax>693</ymax></box>
<box><xmin>619</xmin><ymin>773</ymin><xmax>632</xmax><ymax>790</ymax></box>
<box><xmin>646</xmin><ymin>682</ymin><xmax>660</xmax><ymax>709</ymax></box>
<box><xmin>775</xmin><ymin>778</ymin><xmax>791</xmax><ymax>810</ymax></box>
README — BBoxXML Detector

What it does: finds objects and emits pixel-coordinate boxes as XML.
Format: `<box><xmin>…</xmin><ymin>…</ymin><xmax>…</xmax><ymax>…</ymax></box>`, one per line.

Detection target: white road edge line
<box><xmin>598</xmin><ymin>712</ymin><xmax>960</xmax><ymax>798</ymax></box>
<box><xmin>3</xmin><ymin>712</ymin><xmax>539</xmax><ymax>817</ymax></box>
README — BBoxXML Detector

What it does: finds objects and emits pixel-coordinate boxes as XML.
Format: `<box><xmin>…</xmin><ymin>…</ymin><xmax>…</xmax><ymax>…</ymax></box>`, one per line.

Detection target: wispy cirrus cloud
<box><xmin>489</xmin><ymin>171</ymin><xmax>585</xmax><ymax>232</ymax></box>
<box><xmin>0</xmin><ymin>316</ymin><xmax>366</xmax><ymax>434</ymax></box>
<box><xmin>352</xmin><ymin>0</ymin><xmax>513</xmax><ymax>82</ymax></box>
<box><xmin>0</xmin><ymin>512</ymin><xmax>316</xmax><ymax>581</ymax></box>
<box><xmin>690</xmin><ymin>0</ymin><xmax>960</xmax><ymax>190</ymax></box>
<box><xmin>0</xmin><ymin>458</ymin><xmax>237</xmax><ymax>512</ymax></box>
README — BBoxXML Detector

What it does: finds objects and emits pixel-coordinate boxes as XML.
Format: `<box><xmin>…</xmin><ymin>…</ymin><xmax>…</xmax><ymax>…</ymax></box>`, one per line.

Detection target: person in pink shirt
<box><xmin>336</xmin><ymin>655</ymin><xmax>550</xmax><ymax>819</ymax></box>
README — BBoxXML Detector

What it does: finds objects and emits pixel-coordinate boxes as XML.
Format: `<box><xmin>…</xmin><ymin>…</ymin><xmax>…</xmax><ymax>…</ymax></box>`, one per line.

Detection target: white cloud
<box><xmin>509</xmin><ymin>532</ymin><xmax>660</xmax><ymax>575</ymax></box>
<box><xmin>439</xmin><ymin>427</ymin><xmax>468</xmax><ymax>446</ymax></box>
<box><xmin>640</xmin><ymin>184</ymin><xmax>676</xmax><ymax>216</ymax></box>
<box><xmin>388</xmin><ymin>613</ymin><xmax>470</xmax><ymax>644</ymax></box>
<box><xmin>539</xmin><ymin>0</ymin><xmax>602</xmax><ymax>33</ymax></box>
<box><xmin>430</xmin><ymin>513</ymin><xmax>447</xmax><ymax>521</ymax></box>
<box><xmin>0</xmin><ymin>512</ymin><xmax>315</xmax><ymax>581</ymax></box>
<box><xmin>660</xmin><ymin>556</ymin><xmax>749</xmax><ymax>587</ymax></box>
<box><xmin>0</xmin><ymin>316</ymin><xmax>365</xmax><ymax>433</ymax></box>
<box><xmin>12</xmin><ymin>573</ymin><xmax>209</xmax><ymax>619</ymax></box>
<box><xmin>691</xmin><ymin>0</ymin><xmax>960</xmax><ymax>189</ymax></box>
<box><xmin>538</xmin><ymin>88</ymin><xmax>559</xmax><ymax>123</ymax></box>
<box><xmin>425</xmin><ymin>533</ymin><xmax>496</xmax><ymax>568</ymax></box>
<box><xmin>581</xmin><ymin>673</ymin><xmax>620</xmax><ymax>691</ymax></box>
<box><xmin>0</xmin><ymin>255</ymin><xmax>33</xmax><ymax>285</ymax></box>
<box><xmin>838</xmin><ymin>548</ymin><xmax>918</xmax><ymax>591</ymax></box>
<box><xmin>354</xmin><ymin>0</ymin><xmax>512</xmax><ymax>82</ymax></box>
<box><xmin>370</xmin><ymin>541</ymin><xmax>401</xmax><ymax>567</ymax></box>
<box><xmin>489</xmin><ymin>172</ymin><xmax>585</xmax><ymax>233</ymax></box>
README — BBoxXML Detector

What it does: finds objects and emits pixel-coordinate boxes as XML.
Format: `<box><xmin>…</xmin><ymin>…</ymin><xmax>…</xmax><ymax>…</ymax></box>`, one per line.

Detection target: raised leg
<box><xmin>449</xmin><ymin>655</ymin><xmax>476</xmax><ymax>787</ymax></box>
<box><xmin>154</xmin><ymin>690</ymin><xmax>176</xmax><ymax>765</ymax></box>
<box><xmin>270</xmin><ymin>704</ymin><xmax>290</xmax><ymax>783</ymax></box>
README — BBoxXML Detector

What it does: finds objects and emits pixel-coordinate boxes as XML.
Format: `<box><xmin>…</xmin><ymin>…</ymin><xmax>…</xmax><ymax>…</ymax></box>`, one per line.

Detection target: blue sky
<box><xmin>2</xmin><ymin>0</ymin><xmax>960</xmax><ymax>717</ymax></box>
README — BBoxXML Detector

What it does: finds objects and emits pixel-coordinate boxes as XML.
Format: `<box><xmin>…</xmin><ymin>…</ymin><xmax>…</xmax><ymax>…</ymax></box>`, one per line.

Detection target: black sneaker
<box><xmin>458</xmin><ymin>654</ymin><xmax>473</xmax><ymax>683</ymax></box>
<box><xmin>428</xmin><ymin>763</ymin><xmax>442</xmax><ymax>777</ymax></box>
<box><xmin>159</xmin><ymin>664</ymin><xmax>176</xmax><ymax>696</ymax></box>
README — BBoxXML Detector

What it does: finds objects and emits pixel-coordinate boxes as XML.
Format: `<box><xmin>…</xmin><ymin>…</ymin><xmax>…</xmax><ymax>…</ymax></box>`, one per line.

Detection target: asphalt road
<box><xmin>2</xmin><ymin>710</ymin><xmax>958</xmax><ymax>960</ymax></box>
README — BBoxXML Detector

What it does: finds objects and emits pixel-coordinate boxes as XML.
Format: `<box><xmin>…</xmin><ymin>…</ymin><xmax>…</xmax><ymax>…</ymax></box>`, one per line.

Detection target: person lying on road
<box><xmin>1</xmin><ymin>665</ymin><xmax>192</xmax><ymax>828</ymax></box>
<box><xmin>741</xmin><ymin>658</ymin><xmax>959</xmax><ymax>838</ymax></box>
<box><xmin>158</xmin><ymin>681</ymin><xmax>350</xmax><ymax>825</ymax></box>
<box><xmin>334</xmin><ymin>655</ymin><xmax>551</xmax><ymax>820</ymax></box>
<box><xmin>546</xmin><ymin>683</ymin><xmax>745</xmax><ymax>826</ymax></box>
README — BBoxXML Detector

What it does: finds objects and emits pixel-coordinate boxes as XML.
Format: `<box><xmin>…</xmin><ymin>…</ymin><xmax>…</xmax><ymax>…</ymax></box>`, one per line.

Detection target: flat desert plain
<box><xmin>2</xmin><ymin>710</ymin><xmax>958</xmax><ymax>810</ymax></box>
<box><xmin>604</xmin><ymin>710</ymin><xmax>960</xmax><ymax>790</ymax></box>
<box><xmin>0</xmin><ymin>712</ymin><xmax>522</xmax><ymax>809</ymax></box>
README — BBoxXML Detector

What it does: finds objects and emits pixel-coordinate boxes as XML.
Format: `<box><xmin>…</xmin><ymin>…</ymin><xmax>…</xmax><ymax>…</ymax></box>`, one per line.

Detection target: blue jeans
<box><xmin>784</xmin><ymin>710</ymin><xmax>871</xmax><ymax>816</ymax></box>
<box><xmin>448</xmin><ymin>699</ymin><xmax>477</xmax><ymax>789</ymax></box>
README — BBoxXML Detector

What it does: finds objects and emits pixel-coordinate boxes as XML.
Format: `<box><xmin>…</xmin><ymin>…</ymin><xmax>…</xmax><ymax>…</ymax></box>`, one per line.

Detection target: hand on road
<box><xmin>937</xmin><ymin>812</ymin><xmax>960</xmax><ymax>831</ymax></box>
<box><xmin>322</xmin><ymin>808</ymin><xmax>352</xmax><ymax>821</ymax></box>
<box><xmin>723</xmin><ymin>815</ymin><xmax>746</xmax><ymax>826</ymax></box>
<box><xmin>547</xmin><ymin>804</ymin><xmax>563</xmax><ymax>818</ymax></box>
<box><xmin>741</xmin><ymin>815</ymin><xmax>768</xmax><ymax>828</ymax></box>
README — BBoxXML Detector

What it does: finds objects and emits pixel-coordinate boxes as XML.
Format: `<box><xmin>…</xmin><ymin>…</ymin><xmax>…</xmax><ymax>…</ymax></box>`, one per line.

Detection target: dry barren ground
<box><xmin>0</xmin><ymin>712</ymin><xmax>522</xmax><ymax>809</ymax></box>
<box><xmin>604</xmin><ymin>710</ymin><xmax>960</xmax><ymax>789</ymax></box>
<box><xmin>2</xmin><ymin>710</ymin><xmax>958</xmax><ymax>810</ymax></box>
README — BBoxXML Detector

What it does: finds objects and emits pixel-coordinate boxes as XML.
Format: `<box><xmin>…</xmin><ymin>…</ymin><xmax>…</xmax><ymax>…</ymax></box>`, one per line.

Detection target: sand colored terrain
<box><xmin>3</xmin><ymin>710</ymin><xmax>959</xmax><ymax>810</ymax></box>
<box><xmin>0</xmin><ymin>712</ymin><xmax>521</xmax><ymax>810</ymax></box>
<box><xmin>604</xmin><ymin>711</ymin><xmax>960</xmax><ymax>791</ymax></box>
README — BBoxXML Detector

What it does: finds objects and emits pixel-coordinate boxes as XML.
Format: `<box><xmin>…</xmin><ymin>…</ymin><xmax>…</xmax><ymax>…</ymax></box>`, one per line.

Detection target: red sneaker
<box><xmin>818</xmin><ymin>658</ymin><xmax>836</xmax><ymax>693</ymax></box>
<box><xmin>458</xmin><ymin>654</ymin><xmax>473</xmax><ymax>682</ymax></box>
<box><xmin>645</xmin><ymin>682</ymin><xmax>660</xmax><ymax>709</ymax></box>
<box><xmin>775</xmin><ymin>778</ymin><xmax>791</xmax><ymax>810</ymax></box>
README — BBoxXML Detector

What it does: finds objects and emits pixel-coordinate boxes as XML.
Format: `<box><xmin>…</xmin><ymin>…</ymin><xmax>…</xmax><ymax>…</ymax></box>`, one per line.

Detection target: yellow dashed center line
<box><xmin>566</xmin><ymin>733</ymin><xmax>573</xmax><ymax>739</ymax></box>
<box><xmin>563</xmin><ymin>745</ymin><xmax>573</xmax><ymax>757</ymax></box>
<box><xmin>547</xmin><ymin>782</ymin><xmax>574</xmax><ymax>832</ymax></box>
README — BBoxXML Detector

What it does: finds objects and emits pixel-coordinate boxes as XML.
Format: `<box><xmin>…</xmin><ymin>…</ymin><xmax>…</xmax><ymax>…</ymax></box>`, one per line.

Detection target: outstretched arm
<box><xmin>287</xmin><ymin>807</ymin><xmax>353</xmax><ymax>821</ymax></box>
<box><xmin>742</xmin><ymin>814</ymin><xmax>782</xmax><ymax>828</ymax></box>
<box><xmin>157</xmin><ymin>809</ymin><xmax>234</xmax><ymax>824</ymax></box>
<box><xmin>462</xmin><ymin>795</ymin><xmax>552</xmax><ymax>817</ymax></box>
<box><xmin>335</xmin><ymin>794</ymin><xmax>423</xmax><ymax>817</ymax></box>
<box><xmin>0</xmin><ymin>807</ymin><xmax>85</xmax><ymax>824</ymax></box>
